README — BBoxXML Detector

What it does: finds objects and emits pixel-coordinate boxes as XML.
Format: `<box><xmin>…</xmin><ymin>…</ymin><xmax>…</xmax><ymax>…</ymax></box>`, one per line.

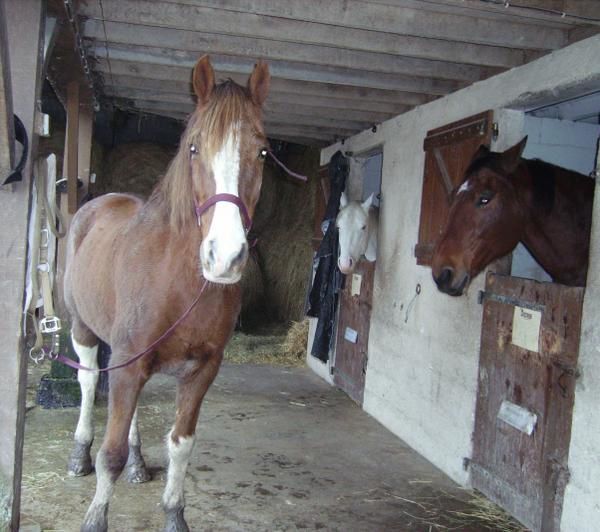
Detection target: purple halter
<box><xmin>194</xmin><ymin>193</ymin><xmax>252</xmax><ymax>231</ymax></box>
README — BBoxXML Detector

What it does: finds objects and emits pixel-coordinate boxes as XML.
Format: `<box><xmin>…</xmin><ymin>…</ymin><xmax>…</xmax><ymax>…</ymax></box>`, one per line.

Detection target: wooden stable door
<box><xmin>471</xmin><ymin>273</ymin><xmax>583</xmax><ymax>532</ymax></box>
<box><xmin>333</xmin><ymin>261</ymin><xmax>375</xmax><ymax>405</ymax></box>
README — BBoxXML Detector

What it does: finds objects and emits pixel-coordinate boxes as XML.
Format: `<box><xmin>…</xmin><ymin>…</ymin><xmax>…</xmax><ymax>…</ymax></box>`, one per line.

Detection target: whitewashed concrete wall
<box><xmin>316</xmin><ymin>32</ymin><xmax>600</xmax><ymax>513</ymax></box>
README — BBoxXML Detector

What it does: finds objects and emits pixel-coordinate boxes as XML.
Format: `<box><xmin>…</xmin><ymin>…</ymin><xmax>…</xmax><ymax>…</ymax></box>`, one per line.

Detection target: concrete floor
<box><xmin>21</xmin><ymin>363</ymin><xmax>521</xmax><ymax>531</ymax></box>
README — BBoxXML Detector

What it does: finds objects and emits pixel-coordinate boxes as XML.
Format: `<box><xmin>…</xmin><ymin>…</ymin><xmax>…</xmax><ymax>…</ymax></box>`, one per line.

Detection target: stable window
<box><xmin>415</xmin><ymin>110</ymin><xmax>494</xmax><ymax>266</ymax></box>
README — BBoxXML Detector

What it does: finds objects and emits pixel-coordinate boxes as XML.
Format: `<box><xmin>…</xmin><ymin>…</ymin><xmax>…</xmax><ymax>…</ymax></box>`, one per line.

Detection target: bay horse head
<box><xmin>184</xmin><ymin>55</ymin><xmax>270</xmax><ymax>284</ymax></box>
<box><xmin>336</xmin><ymin>192</ymin><xmax>378</xmax><ymax>274</ymax></box>
<box><xmin>432</xmin><ymin>138</ymin><xmax>528</xmax><ymax>296</ymax></box>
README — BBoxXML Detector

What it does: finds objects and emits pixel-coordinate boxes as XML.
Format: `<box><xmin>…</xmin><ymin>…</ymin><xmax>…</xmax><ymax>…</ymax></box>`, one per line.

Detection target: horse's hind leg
<box><xmin>68</xmin><ymin>322</ymin><xmax>99</xmax><ymax>477</ymax></box>
<box><xmin>82</xmin><ymin>364</ymin><xmax>147</xmax><ymax>532</ymax></box>
<box><xmin>125</xmin><ymin>408</ymin><xmax>151</xmax><ymax>483</ymax></box>
<box><xmin>162</xmin><ymin>356</ymin><xmax>222</xmax><ymax>532</ymax></box>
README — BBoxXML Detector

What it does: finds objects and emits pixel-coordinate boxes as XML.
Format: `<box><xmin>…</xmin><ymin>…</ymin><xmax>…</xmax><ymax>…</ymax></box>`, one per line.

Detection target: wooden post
<box><xmin>0</xmin><ymin>0</ymin><xmax>13</xmax><ymax>181</ymax></box>
<box><xmin>0</xmin><ymin>1</ymin><xmax>44</xmax><ymax>530</ymax></box>
<box><xmin>78</xmin><ymin>105</ymin><xmax>93</xmax><ymax>198</ymax></box>
<box><xmin>66</xmin><ymin>80</ymin><xmax>79</xmax><ymax>214</ymax></box>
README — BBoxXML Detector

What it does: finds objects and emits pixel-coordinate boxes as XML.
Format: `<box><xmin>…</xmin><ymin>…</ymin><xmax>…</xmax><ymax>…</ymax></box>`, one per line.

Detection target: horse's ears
<box><xmin>362</xmin><ymin>193</ymin><xmax>374</xmax><ymax>211</ymax></box>
<box><xmin>500</xmin><ymin>136</ymin><xmax>528</xmax><ymax>174</ymax></box>
<box><xmin>340</xmin><ymin>192</ymin><xmax>349</xmax><ymax>209</ymax></box>
<box><xmin>247</xmin><ymin>60</ymin><xmax>270</xmax><ymax>107</ymax></box>
<box><xmin>192</xmin><ymin>55</ymin><xmax>215</xmax><ymax>106</ymax></box>
<box><xmin>471</xmin><ymin>144</ymin><xmax>491</xmax><ymax>165</ymax></box>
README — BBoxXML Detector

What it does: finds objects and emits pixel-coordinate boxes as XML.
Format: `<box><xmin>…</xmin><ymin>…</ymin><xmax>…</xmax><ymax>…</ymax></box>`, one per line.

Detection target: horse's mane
<box><xmin>149</xmin><ymin>80</ymin><xmax>252</xmax><ymax>232</ymax></box>
<box><xmin>465</xmin><ymin>152</ymin><xmax>594</xmax><ymax>214</ymax></box>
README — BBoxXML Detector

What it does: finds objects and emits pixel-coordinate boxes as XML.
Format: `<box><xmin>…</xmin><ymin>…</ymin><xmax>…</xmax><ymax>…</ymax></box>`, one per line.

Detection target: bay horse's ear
<box><xmin>340</xmin><ymin>191</ymin><xmax>349</xmax><ymax>209</ymax></box>
<box><xmin>247</xmin><ymin>60</ymin><xmax>270</xmax><ymax>107</ymax></box>
<box><xmin>500</xmin><ymin>136</ymin><xmax>528</xmax><ymax>174</ymax></box>
<box><xmin>470</xmin><ymin>144</ymin><xmax>491</xmax><ymax>165</ymax></box>
<box><xmin>193</xmin><ymin>55</ymin><xmax>215</xmax><ymax>106</ymax></box>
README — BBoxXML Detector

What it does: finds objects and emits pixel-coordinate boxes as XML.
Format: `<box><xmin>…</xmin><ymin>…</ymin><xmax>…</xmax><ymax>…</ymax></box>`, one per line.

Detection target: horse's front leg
<box><xmin>125</xmin><ymin>408</ymin><xmax>151</xmax><ymax>483</ymax></box>
<box><xmin>68</xmin><ymin>337</ymin><xmax>99</xmax><ymax>477</ymax></box>
<box><xmin>163</xmin><ymin>354</ymin><xmax>223</xmax><ymax>532</ymax></box>
<box><xmin>81</xmin><ymin>366</ymin><xmax>147</xmax><ymax>532</ymax></box>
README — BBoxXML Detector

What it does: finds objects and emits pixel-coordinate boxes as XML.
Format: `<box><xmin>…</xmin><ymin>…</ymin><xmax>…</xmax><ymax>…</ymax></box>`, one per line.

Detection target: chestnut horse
<box><xmin>64</xmin><ymin>56</ymin><xmax>270</xmax><ymax>531</ymax></box>
<box><xmin>432</xmin><ymin>137</ymin><xmax>594</xmax><ymax>296</ymax></box>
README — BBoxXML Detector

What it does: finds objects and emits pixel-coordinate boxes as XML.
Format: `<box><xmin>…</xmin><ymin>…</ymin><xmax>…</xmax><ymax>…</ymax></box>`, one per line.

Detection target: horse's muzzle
<box><xmin>201</xmin><ymin>239</ymin><xmax>248</xmax><ymax>284</ymax></box>
<box><xmin>433</xmin><ymin>268</ymin><xmax>469</xmax><ymax>296</ymax></box>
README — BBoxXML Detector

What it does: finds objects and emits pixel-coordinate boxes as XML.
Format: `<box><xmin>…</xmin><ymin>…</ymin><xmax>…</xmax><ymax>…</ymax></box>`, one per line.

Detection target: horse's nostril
<box><xmin>435</xmin><ymin>267</ymin><xmax>453</xmax><ymax>288</ymax></box>
<box><xmin>207</xmin><ymin>240</ymin><xmax>216</xmax><ymax>266</ymax></box>
<box><xmin>230</xmin><ymin>245</ymin><xmax>248</xmax><ymax>269</ymax></box>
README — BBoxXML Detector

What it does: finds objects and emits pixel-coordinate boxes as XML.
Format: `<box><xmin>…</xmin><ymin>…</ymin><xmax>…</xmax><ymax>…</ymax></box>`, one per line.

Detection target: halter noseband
<box><xmin>194</xmin><ymin>193</ymin><xmax>252</xmax><ymax>231</ymax></box>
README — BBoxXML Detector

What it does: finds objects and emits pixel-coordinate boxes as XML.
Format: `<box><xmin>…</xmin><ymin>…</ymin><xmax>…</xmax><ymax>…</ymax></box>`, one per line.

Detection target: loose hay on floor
<box><xmin>224</xmin><ymin>325</ymin><xmax>307</xmax><ymax>367</ymax></box>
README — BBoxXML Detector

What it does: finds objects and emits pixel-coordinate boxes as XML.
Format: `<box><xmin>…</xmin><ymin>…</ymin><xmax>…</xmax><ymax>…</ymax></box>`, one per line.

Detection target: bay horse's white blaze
<box><xmin>163</xmin><ymin>430</ymin><xmax>195</xmax><ymax>510</ymax></box>
<box><xmin>200</xmin><ymin>124</ymin><xmax>246</xmax><ymax>284</ymax></box>
<box><xmin>457</xmin><ymin>180</ymin><xmax>471</xmax><ymax>194</ymax></box>
<box><xmin>336</xmin><ymin>192</ymin><xmax>378</xmax><ymax>274</ymax></box>
<box><xmin>72</xmin><ymin>339</ymin><xmax>99</xmax><ymax>449</ymax></box>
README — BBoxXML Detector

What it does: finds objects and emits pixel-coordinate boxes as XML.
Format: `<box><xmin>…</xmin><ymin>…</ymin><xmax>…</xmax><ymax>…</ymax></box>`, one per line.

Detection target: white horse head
<box><xmin>336</xmin><ymin>192</ymin><xmax>378</xmax><ymax>274</ymax></box>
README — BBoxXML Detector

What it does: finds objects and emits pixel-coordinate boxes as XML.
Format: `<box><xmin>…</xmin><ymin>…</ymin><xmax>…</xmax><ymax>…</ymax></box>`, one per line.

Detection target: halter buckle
<box><xmin>40</xmin><ymin>316</ymin><xmax>62</xmax><ymax>334</ymax></box>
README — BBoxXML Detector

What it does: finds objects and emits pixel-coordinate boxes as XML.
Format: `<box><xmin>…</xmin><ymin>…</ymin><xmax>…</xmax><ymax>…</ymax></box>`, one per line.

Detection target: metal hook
<box><xmin>404</xmin><ymin>283</ymin><xmax>422</xmax><ymax>323</ymax></box>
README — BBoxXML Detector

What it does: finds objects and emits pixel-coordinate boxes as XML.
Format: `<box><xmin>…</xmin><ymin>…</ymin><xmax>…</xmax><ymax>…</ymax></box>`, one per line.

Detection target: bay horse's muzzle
<box><xmin>432</xmin><ymin>267</ymin><xmax>469</xmax><ymax>297</ymax></box>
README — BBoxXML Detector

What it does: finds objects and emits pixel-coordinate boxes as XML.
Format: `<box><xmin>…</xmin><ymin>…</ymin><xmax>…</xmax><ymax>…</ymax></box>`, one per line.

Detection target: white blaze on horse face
<box><xmin>201</xmin><ymin>123</ymin><xmax>247</xmax><ymax>283</ymax></box>
<box><xmin>457</xmin><ymin>180</ymin><xmax>471</xmax><ymax>194</ymax></box>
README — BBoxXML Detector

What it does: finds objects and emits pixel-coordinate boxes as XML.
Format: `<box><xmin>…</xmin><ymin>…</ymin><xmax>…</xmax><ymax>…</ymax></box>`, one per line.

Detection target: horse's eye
<box><xmin>361</xmin><ymin>225</ymin><xmax>367</xmax><ymax>231</ymax></box>
<box><xmin>190</xmin><ymin>144</ymin><xmax>198</xmax><ymax>155</ymax></box>
<box><xmin>258</xmin><ymin>147</ymin><xmax>268</xmax><ymax>160</ymax></box>
<box><xmin>477</xmin><ymin>192</ymin><xmax>494</xmax><ymax>207</ymax></box>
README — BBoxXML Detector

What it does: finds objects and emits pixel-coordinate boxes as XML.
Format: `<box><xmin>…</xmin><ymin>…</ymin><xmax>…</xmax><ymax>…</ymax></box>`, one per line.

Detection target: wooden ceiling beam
<box><xmin>96</xmin><ymin>60</ymin><xmax>432</xmax><ymax>106</ymax></box>
<box><xmin>78</xmin><ymin>0</ymin><xmax>566</xmax><ymax>51</ymax></box>
<box><xmin>93</xmin><ymin>44</ymin><xmax>462</xmax><ymax>95</ymax></box>
<box><xmin>104</xmin><ymin>85</ymin><xmax>410</xmax><ymax>118</ymax></box>
<box><xmin>83</xmin><ymin>20</ymin><xmax>501</xmax><ymax>83</ymax></box>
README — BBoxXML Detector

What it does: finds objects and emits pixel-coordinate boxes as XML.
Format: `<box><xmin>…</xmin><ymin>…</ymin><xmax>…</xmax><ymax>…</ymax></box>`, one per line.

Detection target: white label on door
<box><xmin>344</xmin><ymin>327</ymin><xmax>358</xmax><ymax>343</ymax></box>
<box><xmin>511</xmin><ymin>306</ymin><xmax>541</xmax><ymax>353</ymax></box>
<box><xmin>497</xmin><ymin>399</ymin><xmax>537</xmax><ymax>436</ymax></box>
<box><xmin>351</xmin><ymin>274</ymin><xmax>362</xmax><ymax>296</ymax></box>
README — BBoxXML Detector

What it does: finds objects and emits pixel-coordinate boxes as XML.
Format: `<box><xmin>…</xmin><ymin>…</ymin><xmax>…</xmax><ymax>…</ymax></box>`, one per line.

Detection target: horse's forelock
<box><xmin>190</xmin><ymin>81</ymin><xmax>253</xmax><ymax>162</ymax></box>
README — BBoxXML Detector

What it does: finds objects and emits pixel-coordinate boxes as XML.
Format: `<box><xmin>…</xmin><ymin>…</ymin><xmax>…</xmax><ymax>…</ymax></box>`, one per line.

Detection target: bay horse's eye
<box><xmin>258</xmin><ymin>147</ymin><xmax>268</xmax><ymax>160</ymax></box>
<box><xmin>190</xmin><ymin>144</ymin><xmax>198</xmax><ymax>155</ymax></box>
<box><xmin>477</xmin><ymin>192</ymin><xmax>494</xmax><ymax>207</ymax></box>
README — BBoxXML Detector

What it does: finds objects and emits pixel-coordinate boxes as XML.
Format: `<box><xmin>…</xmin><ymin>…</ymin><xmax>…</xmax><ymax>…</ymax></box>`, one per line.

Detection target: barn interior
<box><xmin>3</xmin><ymin>1</ymin><xmax>600</xmax><ymax>531</ymax></box>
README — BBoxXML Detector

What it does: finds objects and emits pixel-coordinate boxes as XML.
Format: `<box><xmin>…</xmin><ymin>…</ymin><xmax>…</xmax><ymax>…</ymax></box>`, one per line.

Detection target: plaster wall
<box><xmin>560</xmin><ymin>155</ymin><xmax>600</xmax><ymax>532</ymax></box>
<box><xmin>319</xmin><ymin>34</ymin><xmax>600</xmax><ymax>494</ymax></box>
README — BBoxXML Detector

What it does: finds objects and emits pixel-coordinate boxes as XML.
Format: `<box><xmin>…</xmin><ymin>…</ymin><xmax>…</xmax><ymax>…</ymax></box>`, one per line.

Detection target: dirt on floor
<box><xmin>21</xmin><ymin>333</ymin><xmax>527</xmax><ymax>532</ymax></box>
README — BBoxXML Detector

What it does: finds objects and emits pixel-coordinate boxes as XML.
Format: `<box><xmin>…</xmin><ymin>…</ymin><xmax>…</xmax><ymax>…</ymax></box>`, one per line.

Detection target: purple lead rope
<box><xmin>267</xmin><ymin>150</ymin><xmax>308</xmax><ymax>182</ymax></box>
<box><xmin>49</xmin><ymin>280</ymin><xmax>209</xmax><ymax>372</ymax></box>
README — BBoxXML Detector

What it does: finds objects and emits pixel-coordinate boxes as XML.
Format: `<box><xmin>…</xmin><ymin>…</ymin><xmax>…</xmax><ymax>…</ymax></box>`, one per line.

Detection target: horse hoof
<box><xmin>126</xmin><ymin>464</ymin><xmax>151</xmax><ymax>483</ymax></box>
<box><xmin>164</xmin><ymin>507</ymin><xmax>189</xmax><ymax>532</ymax></box>
<box><xmin>68</xmin><ymin>442</ymin><xmax>93</xmax><ymax>477</ymax></box>
<box><xmin>126</xmin><ymin>446</ymin><xmax>151</xmax><ymax>483</ymax></box>
<box><xmin>80</xmin><ymin>504</ymin><xmax>108</xmax><ymax>532</ymax></box>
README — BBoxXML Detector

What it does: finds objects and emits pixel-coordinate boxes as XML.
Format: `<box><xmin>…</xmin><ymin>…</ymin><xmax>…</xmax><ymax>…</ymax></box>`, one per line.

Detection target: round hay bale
<box><xmin>238</xmin><ymin>252</ymin><xmax>266</xmax><ymax>330</ymax></box>
<box><xmin>94</xmin><ymin>142</ymin><xmax>176</xmax><ymax>198</ymax></box>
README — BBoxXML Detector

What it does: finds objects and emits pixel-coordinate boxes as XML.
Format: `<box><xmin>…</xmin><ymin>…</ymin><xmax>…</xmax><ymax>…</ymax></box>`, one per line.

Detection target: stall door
<box><xmin>333</xmin><ymin>261</ymin><xmax>375</xmax><ymax>405</ymax></box>
<box><xmin>471</xmin><ymin>273</ymin><xmax>583</xmax><ymax>532</ymax></box>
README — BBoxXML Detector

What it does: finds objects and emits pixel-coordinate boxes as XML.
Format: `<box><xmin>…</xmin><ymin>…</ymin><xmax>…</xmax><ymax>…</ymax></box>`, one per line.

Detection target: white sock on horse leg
<box><xmin>162</xmin><ymin>428</ymin><xmax>195</xmax><ymax>510</ymax></box>
<box><xmin>128</xmin><ymin>408</ymin><xmax>141</xmax><ymax>447</ymax></box>
<box><xmin>72</xmin><ymin>338</ymin><xmax>99</xmax><ymax>445</ymax></box>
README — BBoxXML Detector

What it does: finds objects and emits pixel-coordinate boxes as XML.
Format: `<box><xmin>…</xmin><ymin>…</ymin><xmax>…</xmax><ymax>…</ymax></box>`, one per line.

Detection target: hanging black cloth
<box><xmin>306</xmin><ymin>151</ymin><xmax>348</xmax><ymax>362</ymax></box>
<box><xmin>2</xmin><ymin>115</ymin><xmax>28</xmax><ymax>185</ymax></box>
